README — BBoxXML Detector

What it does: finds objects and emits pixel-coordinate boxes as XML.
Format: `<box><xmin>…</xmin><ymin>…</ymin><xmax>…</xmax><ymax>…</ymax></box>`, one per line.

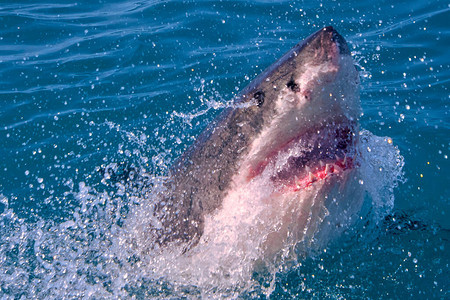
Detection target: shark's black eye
<box><xmin>286</xmin><ymin>79</ymin><xmax>300</xmax><ymax>92</ymax></box>
<box><xmin>253</xmin><ymin>91</ymin><xmax>265</xmax><ymax>107</ymax></box>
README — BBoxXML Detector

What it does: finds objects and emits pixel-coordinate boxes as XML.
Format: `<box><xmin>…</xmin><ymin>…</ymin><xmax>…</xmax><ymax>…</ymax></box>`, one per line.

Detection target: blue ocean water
<box><xmin>0</xmin><ymin>0</ymin><xmax>448</xmax><ymax>298</ymax></box>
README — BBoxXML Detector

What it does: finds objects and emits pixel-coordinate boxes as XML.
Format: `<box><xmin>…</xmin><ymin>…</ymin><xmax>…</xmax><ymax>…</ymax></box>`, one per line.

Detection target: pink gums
<box><xmin>286</xmin><ymin>156</ymin><xmax>354</xmax><ymax>192</ymax></box>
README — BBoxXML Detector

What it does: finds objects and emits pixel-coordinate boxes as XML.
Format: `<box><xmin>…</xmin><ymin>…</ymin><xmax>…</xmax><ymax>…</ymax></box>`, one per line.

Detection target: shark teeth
<box><xmin>287</xmin><ymin>156</ymin><xmax>355</xmax><ymax>193</ymax></box>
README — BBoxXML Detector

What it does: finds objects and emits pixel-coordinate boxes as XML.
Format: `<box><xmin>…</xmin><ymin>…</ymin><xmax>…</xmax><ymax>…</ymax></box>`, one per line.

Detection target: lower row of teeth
<box><xmin>303</xmin><ymin>156</ymin><xmax>352</xmax><ymax>186</ymax></box>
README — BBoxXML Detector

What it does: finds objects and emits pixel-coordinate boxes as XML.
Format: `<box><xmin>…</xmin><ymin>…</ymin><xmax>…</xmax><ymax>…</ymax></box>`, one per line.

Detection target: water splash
<box><xmin>0</xmin><ymin>121</ymin><xmax>405</xmax><ymax>299</ymax></box>
<box><xmin>358</xmin><ymin>129</ymin><xmax>405</xmax><ymax>218</ymax></box>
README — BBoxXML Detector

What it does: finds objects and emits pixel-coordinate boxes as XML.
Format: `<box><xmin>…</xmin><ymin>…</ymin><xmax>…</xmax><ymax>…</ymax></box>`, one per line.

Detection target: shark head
<box><xmin>234</xmin><ymin>26</ymin><xmax>361</xmax><ymax>192</ymax></box>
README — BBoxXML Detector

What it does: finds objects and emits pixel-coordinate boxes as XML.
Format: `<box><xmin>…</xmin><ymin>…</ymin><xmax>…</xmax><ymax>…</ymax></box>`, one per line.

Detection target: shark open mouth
<box><xmin>266</xmin><ymin>122</ymin><xmax>358</xmax><ymax>192</ymax></box>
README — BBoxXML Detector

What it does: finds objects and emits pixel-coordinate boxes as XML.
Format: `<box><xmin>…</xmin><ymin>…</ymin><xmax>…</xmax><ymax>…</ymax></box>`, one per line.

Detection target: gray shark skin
<box><xmin>153</xmin><ymin>26</ymin><xmax>361</xmax><ymax>252</ymax></box>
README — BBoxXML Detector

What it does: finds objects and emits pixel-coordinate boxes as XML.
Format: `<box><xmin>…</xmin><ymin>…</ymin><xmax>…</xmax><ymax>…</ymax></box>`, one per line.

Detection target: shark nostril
<box><xmin>287</xmin><ymin>79</ymin><xmax>300</xmax><ymax>92</ymax></box>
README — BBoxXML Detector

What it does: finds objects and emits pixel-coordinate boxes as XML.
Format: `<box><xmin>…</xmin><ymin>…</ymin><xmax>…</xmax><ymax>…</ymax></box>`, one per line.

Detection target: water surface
<box><xmin>0</xmin><ymin>0</ymin><xmax>449</xmax><ymax>298</ymax></box>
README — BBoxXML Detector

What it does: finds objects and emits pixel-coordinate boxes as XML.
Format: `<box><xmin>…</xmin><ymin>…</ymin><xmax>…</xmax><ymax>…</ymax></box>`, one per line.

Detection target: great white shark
<box><xmin>152</xmin><ymin>26</ymin><xmax>364</xmax><ymax>261</ymax></box>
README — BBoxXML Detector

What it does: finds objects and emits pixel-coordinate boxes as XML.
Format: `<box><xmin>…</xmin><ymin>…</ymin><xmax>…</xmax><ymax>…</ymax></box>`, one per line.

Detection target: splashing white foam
<box><xmin>0</xmin><ymin>126</ymin><xmax>403</xmax><ymax>298</ymax></box>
